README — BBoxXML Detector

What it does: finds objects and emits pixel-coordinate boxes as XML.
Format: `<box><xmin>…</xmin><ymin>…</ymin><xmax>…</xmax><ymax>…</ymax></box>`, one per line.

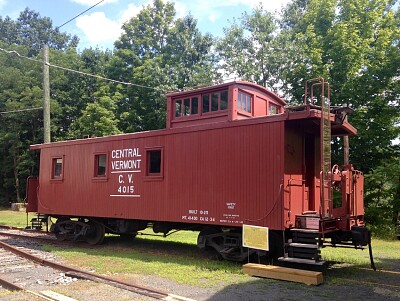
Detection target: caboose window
<box><xmin>220</xmin><ymin>91</ymin><xmax>228</xmax><ymax>110</ymax></box>
<box><xmin>52</xmin><ymin>157</ymin><xmax>63</xmax><ymax>179</ymax></box>
<box><xmin>202</xmin><ymin>91</ymin><xmax>228</xmax><ymax>113</ymax></box>
<box><xmin>95</xmin><ymin>154</ymin><xmax>107</xmax><ymax>176</ymax></box>
<box><xmin>184</xmin><ymin>98</ymin><xmax>190</xmax><ymax>116</ymax></box>
<box><xmin>202</xmin><ymin>94</ymin><xmax>210</xmax><ymax>113</ymax></box>
<box><xmin>238</xmin><ymin>91</ymin><xmax>252</xmax><ymax>113</ymax></box>
<box><xmin>191</xmin><ymin>97</ymin><xmax>199</xmax><ymax>115</ymax></box>
<box><xmin>269</xmin><ymin>103</ymin><xmax>279</xmax><ymax>115</ymax></box>
<box><xmin>175</xmin><ymin>100</ymin><xmax>182</xmax><ymax>117</ymax></box>
<box><xmin>175</xmin><ymin>97</ymin><xmax>199</xmax><ymax>117</ymax></box>
<box><xmin>211</xmin><ymin>93</ymin><xmax>219</xmax><ymax>111</ymax></box>
<box><xmin>146</xmin><ymin>148</ymin><xmax>163</xmax><ymax>177</ymax></box>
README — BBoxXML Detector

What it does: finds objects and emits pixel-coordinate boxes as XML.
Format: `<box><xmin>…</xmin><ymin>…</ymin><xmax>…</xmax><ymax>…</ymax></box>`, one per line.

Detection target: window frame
<box><xmin>145</xmin><ymin>147</ymin><xmax>164</xmax><ymax>180</ymax></box>
<box><xmin>51</xmin><ymin>156</ymin><xmax>64</xmax><ymax>181</ymax></box>
<box><xmin>268</xmin><ymin>103</ymin><xmax>280</xmax><ymax>115</ymax></box>
<box><xmin>237</xmin><ymin>90</ymin><xmax>252</xmax><ymax>115</ymax></box>
<box><xmin>93</xmin><ymin>153</ymin><xmax>108</xmax><ymax>179</ymax></box>
<box><xmin>201</xmin><ymin>90</ymin><xmax>229</xmax><ymax>114</ymax></box>
<box><xmin>174</xmin><ymin>96</ymin><xmax>200</xmax><ymax>118</ymax></box>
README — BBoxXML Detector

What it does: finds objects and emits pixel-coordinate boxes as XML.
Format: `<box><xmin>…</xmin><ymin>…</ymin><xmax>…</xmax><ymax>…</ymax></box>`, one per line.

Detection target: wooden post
<box><xmin>343</xmin><ymin>136</ymin><xmax>349</xmax><ymax>165</ymax></box>
<box><xmin>43</xmin><ymin>44</ymin><xmax>51</xmax><ymax>143</ymax></box>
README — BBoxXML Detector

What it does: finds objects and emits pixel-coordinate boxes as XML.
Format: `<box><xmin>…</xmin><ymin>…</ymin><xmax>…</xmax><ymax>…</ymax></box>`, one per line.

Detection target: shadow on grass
<box><xmin>206</xmin><ymin>258</ymin><xmax>400</xmax><ymax>301</ymax></box>
<box><xmin>30</xmin><ymin>234</ymin><xmax>400</xmax><ymax>296</ymax></box>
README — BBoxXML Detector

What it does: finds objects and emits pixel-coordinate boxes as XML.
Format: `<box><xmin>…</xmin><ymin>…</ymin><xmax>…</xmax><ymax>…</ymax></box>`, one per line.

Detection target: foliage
<box><xmin>218</xmin><ymin>0</ymin><xmax>399</xmax><ymax>228</ymax></box>
<box><xmin>0</xmin><ymin>7</ymin><xmax>78</xmax><ymax>56</ymax></box>
<box><xmin>112</xmin><ymin>0</ymin><xmax>218</xmax><ymax>132</ymax></box>
<box><xmin>0</xmin><ymin>1</ymin><xmax>397</xmax><ymax>232</ymax></box>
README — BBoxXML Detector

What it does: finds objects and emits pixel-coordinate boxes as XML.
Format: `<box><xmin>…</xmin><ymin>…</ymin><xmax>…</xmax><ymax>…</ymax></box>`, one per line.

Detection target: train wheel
<box><xmin>53</xmin><ymin>217</ymin><xmax>70</xmax><ymax>241</ymax></box>
<box><xmin>85</xmin><ymin>221</ymin><xmax>105</xmax><ymax>245</ymax></box>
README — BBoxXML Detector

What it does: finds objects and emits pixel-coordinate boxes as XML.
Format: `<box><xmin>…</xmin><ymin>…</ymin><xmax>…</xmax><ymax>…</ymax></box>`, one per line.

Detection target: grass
<box><xmin>1</xmin><ymin>208</ymin><xmax>399</xmax><ymax>289</ymax></box>
<box><xmin>0</xmin><ymin>208</ymin><xmax>30</xmax><ymax>228</ymax></box>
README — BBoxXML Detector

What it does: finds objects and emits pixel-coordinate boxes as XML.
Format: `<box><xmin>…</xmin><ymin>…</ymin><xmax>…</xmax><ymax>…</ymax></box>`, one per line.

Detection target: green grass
<box><xmin>0</xmin><ymin>208</ymin><xmax>30</xmax><ymax>228</ymax></box>
<box><xmin>1</xmin><ymin>209</ymin><xmax>399</xmax><ymax>288</ymax></box>
<box><xmin>41</xmin><ymin>235</ymin><xmax>247</xmax><ymax>287</ymax></box>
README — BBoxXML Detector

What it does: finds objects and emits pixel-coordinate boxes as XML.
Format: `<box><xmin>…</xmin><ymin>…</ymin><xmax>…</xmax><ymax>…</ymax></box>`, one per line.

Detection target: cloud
<box><xmin>75</xmin><ymin>2</ymin><xmax>146</xmax><ymax>47</ymax></box>
<box><xmin>174</xmin><ymin>0</ymin><xmax>290</xmax><ymax>23</ymax></box>
<box><xmin>120</xmin><ymin>3</ymin><xmax>146</xmax><ymax>23</ymax></box>
<box><xmin>0</xmin><ymin>0</ymin><xmax>6</xmax><ymax>11</ymax></box>
<box><xmin>76</xmin><ymin>11</ymin><xmax>121</xmax><ymax>45</ymax></box>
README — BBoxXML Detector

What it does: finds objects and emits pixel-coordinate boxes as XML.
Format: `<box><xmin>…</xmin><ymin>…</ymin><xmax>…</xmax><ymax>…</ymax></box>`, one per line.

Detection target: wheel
<box><xmin>53</xmin><ymin>217</ymin><xmax>70</xmax><ymax>241</ymax></box>
<box><xmin>85</xmin><ymin>221</ymin><xmax>105</xmax><ymax>245</ymax></box>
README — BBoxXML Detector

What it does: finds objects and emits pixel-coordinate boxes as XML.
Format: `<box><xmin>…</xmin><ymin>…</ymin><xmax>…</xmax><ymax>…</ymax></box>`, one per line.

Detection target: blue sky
<box><xmin>0</xmin><ymin>0</ymin><xmax>290</xmax><ymax>50</ymax></box>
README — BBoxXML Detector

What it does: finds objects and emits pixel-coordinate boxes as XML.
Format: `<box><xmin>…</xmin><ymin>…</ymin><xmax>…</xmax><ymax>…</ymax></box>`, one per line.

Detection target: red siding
<box><xmin>36</xmin><ymin>116</ymin><xmax>286</xmax><ymax>230</ymax></box>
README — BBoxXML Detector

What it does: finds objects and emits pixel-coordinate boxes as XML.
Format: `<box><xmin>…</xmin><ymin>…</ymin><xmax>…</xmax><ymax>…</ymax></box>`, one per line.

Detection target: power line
<box><xmin>0</xmin><ymin>107</ymin><xmax>43</xmax><ymax>115</ymax></box>
<box><xmin>56</xmin><ymin>0</ymin><xmax>105</xmax><ymax>30</ymax></box>
<box><xmin>0</xmin><ymin>47</ymin><xmax>163</xmax><ymax>91</ymax></box>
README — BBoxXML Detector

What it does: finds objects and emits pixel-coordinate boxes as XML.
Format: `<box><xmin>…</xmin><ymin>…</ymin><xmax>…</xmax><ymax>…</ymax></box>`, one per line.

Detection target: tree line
<box><xmin>0</xmin><ymin>0</ymin><xmax>398</xmax><ymax>234</ymax></box>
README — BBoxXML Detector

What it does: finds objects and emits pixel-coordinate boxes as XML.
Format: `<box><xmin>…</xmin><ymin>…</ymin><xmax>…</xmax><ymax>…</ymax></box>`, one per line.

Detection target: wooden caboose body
<box><xmin>27</xmin><ymin>80</ymin><xmax>369</xmax><ymax>263</ymax></box>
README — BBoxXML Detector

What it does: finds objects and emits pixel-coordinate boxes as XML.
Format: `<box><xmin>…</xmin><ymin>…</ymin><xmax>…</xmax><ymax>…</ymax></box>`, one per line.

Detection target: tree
<box><xmin>112</xmin><ymin>0</ymin><xmax>218</xmax><ymax>132</ymax></box>
<box><xmin>0</xmin><ymin>43</ymin><xmax>43</xmax><ymax>204</ymax></box>
<box><xmin>69</xmin><ymin>86</ymin><xmax>122</xmax><ymax>138</ymax></box>
<box><xmin>217</xmin><ymin>5</ymin><xmax>282</xmax><ymax>92</ymax></box>
<box><xmin>0</xmin><ymin>7</ymin><xmax>78</xmax><ymax>56</ymax></box>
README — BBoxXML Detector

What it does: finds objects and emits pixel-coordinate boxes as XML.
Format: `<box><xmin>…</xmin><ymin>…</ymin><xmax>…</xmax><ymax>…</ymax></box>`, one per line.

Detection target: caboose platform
<box><xmin>243</xmin><ymin>263</ymin><xmax>323</xmax><ymax>285</ymax></box>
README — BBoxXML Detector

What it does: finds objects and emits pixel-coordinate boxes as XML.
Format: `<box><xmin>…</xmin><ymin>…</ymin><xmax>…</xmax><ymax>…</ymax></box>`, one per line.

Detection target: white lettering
<box><xmin>118</xmin><ymin>175</ymin><xmax>124</xmax><ymax>183</ymax></box>
<box><xmin>111</xmin><ymin>148</ymin><xmax>141</xmax><ymax>159</ymax></box>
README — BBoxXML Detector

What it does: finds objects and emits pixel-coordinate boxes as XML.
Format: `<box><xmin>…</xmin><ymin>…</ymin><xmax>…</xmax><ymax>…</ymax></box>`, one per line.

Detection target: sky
<box><xmin>0</xmin><ymin>0</ymin><xmax>290</xmax><ymax>50</ymax></box>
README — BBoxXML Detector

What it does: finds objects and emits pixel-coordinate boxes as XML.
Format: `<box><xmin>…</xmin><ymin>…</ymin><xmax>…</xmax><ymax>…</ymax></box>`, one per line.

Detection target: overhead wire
<box><xmin>0</xmin><ymin>47</ymin><xmax>163</xmax><ymax>91</ymax></box>
<box><xmin>0</xmin><ymin>107</ymin><xmax>43</xmax><ymax>114</ymax></box>
<box><xmin>56</xmin><ymin>0</ymin><xmax>105</xmax><ymax>30</ymax></box>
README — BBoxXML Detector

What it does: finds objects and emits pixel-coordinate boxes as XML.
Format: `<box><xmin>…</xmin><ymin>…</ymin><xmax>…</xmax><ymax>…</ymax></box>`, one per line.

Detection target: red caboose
<box><xmin>27</xmin><ymin>79</ymin><xmax>370</xmax><ymax>264</ymax></box>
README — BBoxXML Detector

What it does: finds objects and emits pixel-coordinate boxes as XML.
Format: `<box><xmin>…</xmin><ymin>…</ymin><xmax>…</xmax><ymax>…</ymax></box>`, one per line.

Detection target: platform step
<box><xmin>288</xmin><ymin>243</ymin><xmax>319</xmax><ymax>249</ymax></box>
<box><xmin>278</xmin><ymin>257</ymin><xmax>325</xmax><ymax>266</ymax></box>
<box><xmin>243</xmin><ymin>263</ymin><xmax>323</xmax><ymax>285</ymax></box>
<box><xmin>290</xmin><ymin>228</ymin><xmax>320</xmax><ymax>233</ymax></box>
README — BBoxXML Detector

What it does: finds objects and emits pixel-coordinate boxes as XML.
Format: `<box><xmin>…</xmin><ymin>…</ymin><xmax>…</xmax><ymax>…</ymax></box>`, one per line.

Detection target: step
<box><xmin>278</xmin><ymin>257</ymin><xmax>325</xmax><ymax>266</ymax></box>
<box><xmin>288</xmin><ymin>243</ymin><xmax>319</xmax><ymax>249</ymax></box>
<box><xmin>243</xmin><ymin>263</ymin><xmax>323</xmax><ymax>285</ymax></box>
<box><xmin>290</xmin><ymin>228</ymin><xmax>320</xmax><ymax>233</ymax></box>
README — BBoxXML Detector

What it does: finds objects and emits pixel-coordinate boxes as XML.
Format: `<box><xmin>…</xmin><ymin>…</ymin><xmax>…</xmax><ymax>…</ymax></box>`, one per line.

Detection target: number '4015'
<box><xmin>118</xmin><ymin>186</ymin><xmax>134</xmax><ymax>194</ymax></box>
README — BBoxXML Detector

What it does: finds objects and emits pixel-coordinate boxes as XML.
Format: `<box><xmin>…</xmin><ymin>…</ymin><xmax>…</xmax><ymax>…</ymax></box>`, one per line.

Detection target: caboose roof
<box><xmin>166</xmin><ymin>81</ymin><xmax>287</xmax><ymax>106</ymax></box>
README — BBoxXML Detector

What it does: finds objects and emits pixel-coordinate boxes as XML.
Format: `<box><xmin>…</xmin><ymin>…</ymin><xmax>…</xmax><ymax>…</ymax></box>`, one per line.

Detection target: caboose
<box><xmin>26</xmin><ymin>79</ymin><xmax>372</xmax><ymax>265</ymax></box>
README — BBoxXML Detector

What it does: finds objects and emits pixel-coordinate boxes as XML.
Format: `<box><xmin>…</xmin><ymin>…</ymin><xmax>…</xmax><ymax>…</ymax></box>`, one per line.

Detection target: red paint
<box><xmin>27</xmin><ymin>81</ymin><xmax>362</xmax><ymax>233</ymax></box>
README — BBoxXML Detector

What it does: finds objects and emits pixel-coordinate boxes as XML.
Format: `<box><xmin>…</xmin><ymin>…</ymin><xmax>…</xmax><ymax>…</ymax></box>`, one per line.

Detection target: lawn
<box><xmin>0</xmin><ymin>208</ymin><xmax>399</xmax><ymax>289</ymax></box>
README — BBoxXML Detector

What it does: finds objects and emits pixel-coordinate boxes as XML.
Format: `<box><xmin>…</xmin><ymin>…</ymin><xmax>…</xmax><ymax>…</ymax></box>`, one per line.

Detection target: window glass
<box><xmin>211</xmin><ymin>93</ymin><xmax>219</xmax><ymax>111</ymax></box>
<box><xmin>246</xmin><ymin>94</ymin><xmax>251</xmax><ymax>113</ymax></box>
<box><xmin>148</xmin><ymin>149</ymin><xmax>162</xmax><ymax>175</ymax></box>
<box><xmin>220</xmin><ymin>91</ymin><xmax>228</xmax><ymax>110</ymax></box>
<box><xmin>96</xmin><ymin>154</ymin><xmax>107</xmax><ymax>176</ymax></box>
<box><xmin>269</xmin><ymin>104</ymin><xmax>279</xmax><ymax>115</ymax></box>
<box><xmin>202</xmin><ymin>94</ymin><xmax>210</xmax><ymax>113</ymax></box>
<box><xmin>52</xmin><ymin>158</ymin><xmax>63</xmax><ymax>179</ymax></box>
<box><xmin>238</xmin><ymin>91</ymin><xmax>251</xmax><ymax>113</ymax></box>
<box><xmin>175</xmin><ymin>100</ymin><xmax>182</xmax><ymax>117</ymax></box>
<box><xmin>183</xmin><ymin>98</ymin><xmax>190</xmax><ymax>116</ymax></box>
<box><xmin>191</xmin><ymin>97</ymin><xmax>199</xmax><ymax>115</ymax></box>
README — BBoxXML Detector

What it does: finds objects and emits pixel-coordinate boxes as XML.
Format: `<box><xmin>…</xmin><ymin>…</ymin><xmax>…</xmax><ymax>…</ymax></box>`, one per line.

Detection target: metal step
<box><xmin>288</xmin><ymin>243</ymin><xmax>319</xmax><ymax>249</ymax></box>
<box><xmin>278</xmin><ymin>257</ymin><xmax>325</xmax><ymax>266</ymax></box>
<box><xmin>290</xmin><ymin>228</ymin><xmax>320</xmax><ymax>233</ymax></box>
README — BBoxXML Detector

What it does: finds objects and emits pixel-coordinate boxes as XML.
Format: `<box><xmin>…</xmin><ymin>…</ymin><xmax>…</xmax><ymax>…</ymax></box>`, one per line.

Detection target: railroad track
<box><xmin>0</xmin><ymin>227</ymin><xmax>195</xmax><ymax>301</ymax></box>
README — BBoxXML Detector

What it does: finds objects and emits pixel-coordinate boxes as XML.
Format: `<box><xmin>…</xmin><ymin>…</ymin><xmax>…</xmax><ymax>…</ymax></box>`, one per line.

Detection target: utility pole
<box><xmin>43</xmin><ymin>44</ymin><xmax>51</xmax><ymax>143</ymax></box>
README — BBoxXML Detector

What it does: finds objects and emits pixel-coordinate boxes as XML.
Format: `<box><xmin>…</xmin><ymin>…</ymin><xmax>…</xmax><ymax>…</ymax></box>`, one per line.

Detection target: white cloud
<box><xmin>0</xmin><ymin>0</ymin><xmax>6</xmax><ymax>11</ymax></box>
<box><xmin>120</xmin><ymin>3</ymin><xmax>146</xmax><ymax>23</ymax></box>
<box><xmin>174</xmin><ymin>0</ymin><xmax>290</xmax><ymax>23</ymax></box>
<box><xmin>70</xmin><ymin>0</ymin><xmax>118</xmax><ymax>6</ymax></box>
<box><xmin>76</xmin><ymin>11</ymin><xmax>121</xmax><ymax>45</ymax></box>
